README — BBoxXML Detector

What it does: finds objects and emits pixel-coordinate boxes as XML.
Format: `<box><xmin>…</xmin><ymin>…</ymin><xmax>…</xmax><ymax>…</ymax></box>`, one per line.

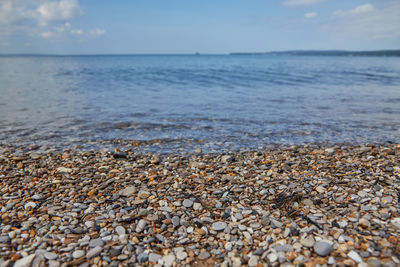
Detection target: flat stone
<box><xmin>267</xmin><ymin>253</ymin><xmax>278</xmax><ymax>263</ymax></box>
<box><xmin>176</xmin><ymin>250</ymin><xmax>187</xmax><ymax>260</ymax></box>
<box><xmin>182</xmin><ymin>199</ymin><xmax>193</xmax><ymax>208</ymax></box>
<box><xmin>118</xmin><ymin>186</ymin><xmax>136</xmax><ymax>196</ymax></box>
<box><xmin>14</xmin><ymin>254</ymin><xmax>36</xmax><ymax>267</ymax></box>
<box><xmin>32</xmin><ymin>194</ymin><xmax>43</xmax><ymax>200</ymax></box>
<box><xmin>48</xmin><ymin>260</ymin><xmax>60</xmax><ymax>267</ymax></box>
<box><xmin>138</xmin><ymin>190</ymin><xmax>150</xmax><ymax>199</ymax></box>
<box><xmin>270</xmin><ymin>218</ymin><xmax>283</xmax><ymax>228</ymax></box>
<box><xmin>172</xmin><ymin>216</ymin><xmax>180</xmax><ymax>227</ymax></box>
<box><xmin>72</xmin><ymin>250</ymin><xmax>85</xmax><ymax>259</ymax></box>
<box><xmin>89</xmin><ymin>238</ymin><xmax>104</xmax><ymax>247</ymax></box>
<box><xmin>300</xmin><ymin>237</ymin><xmax>315</xmax><ymax>248</ymax></box>
<box><xmin>0</xmin><ymin>236</ymin><xmax>10</xmax><ymax>243</ymax></box>
<box><xmin>391</xmin><ymin>217</ymin><xmax>400</xmax><ymax>230</ymax></box>
<box><xmin>248</xmin><ymin>255</ymin><xmax>258</xmax><ymax>267</ymax></box>
<box><xmin>198</xmin><ymin>252</ymin><xmax>210</xmax><ymax>260</ymax></box>
<box><xmin>162</xmin><ymin>254</ymin><xmax>175</xmax><ymax>267</ymax></box>
<box><xmin>193</xmin><ymin>202</ymin><xmax>202</xmax><ymax>210</ymax></box>
<box><xmin>86</xmin><ymin>246</ymin><xmax>103</xmax><ymax>259</ymax></box>
<box><xmin>359</xmin><ymin>218</ymin><xmax>370</xmax><ymax>228</ymax></box>
<box><xmin>347</xmin><ymin>251</ymin><xmax>362</xmax><ymax>263</ymax></box>
<box><xmin>137</xmin><ymin>253</ymin><xmax>148</xmax><ymax>263</ymax></box>
<box><xmin>313</xmin><ymin>241</ymin><xmax>333</xmax><ymax>256</ymax></box>
<box><xmin>315</xmin><ymin>185</ymin><xmax>326</xmax><ymax>194</ymax></box>
<box><xmin>148</xmin><ymin>253</ymin><xmax>162</xmax><ymax>263</ymax></box>
<box><xmin>136</xmin><ymin>219</ymin><xmax>147</xmax><ymax>233</ymax></box>
<box><xmin>115</xmin><ymin>226</ymin><xmax>126</xmax><ymax>235</ymax></box>
<box><xmin>44</xmin><ymin>252</ymin><xmax>58</xmax><ymax>260</ymax></box>
<box><xmin>212</xmin><ymin>221</ymin><xmax>227</xmax><ymax>231</ymax></box>
<box><xmin>57</xmin><ymin>167</ymin><xmax>72</xmax><ymax>173</ymax></box>
<box><xmin>24</xmin><ymin>202</ymin><xmax>37</xmax><ymax>210</ymax></box>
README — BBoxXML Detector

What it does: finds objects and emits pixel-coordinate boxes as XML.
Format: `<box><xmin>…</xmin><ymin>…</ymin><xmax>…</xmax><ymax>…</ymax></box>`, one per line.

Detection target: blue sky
<box><xmin>0</xmin><ymin>0</ymin><xmax>399</xmax><ymax>54</ymax></box>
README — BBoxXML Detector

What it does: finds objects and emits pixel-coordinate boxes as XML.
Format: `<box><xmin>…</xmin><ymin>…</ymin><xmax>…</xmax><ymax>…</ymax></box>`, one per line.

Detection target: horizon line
<box><xmin>0</xmin><ymin>49</ymin><xmax>399</xmax><ymax>57</ymax></box>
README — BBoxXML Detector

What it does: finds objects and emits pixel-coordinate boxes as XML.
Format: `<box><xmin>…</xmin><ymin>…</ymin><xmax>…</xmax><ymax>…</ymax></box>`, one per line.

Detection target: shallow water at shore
<box><xmin>1</xmin><ymin>55</ymin><xmax>400</xmax><ymax>152</ymax></box>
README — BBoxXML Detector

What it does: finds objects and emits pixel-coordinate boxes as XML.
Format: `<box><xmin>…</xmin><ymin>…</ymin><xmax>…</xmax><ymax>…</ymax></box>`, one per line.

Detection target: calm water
<box><xmin>1</xmin><ymin>55</ymin><xmax>400</xmax><ymax>152</ymax></box>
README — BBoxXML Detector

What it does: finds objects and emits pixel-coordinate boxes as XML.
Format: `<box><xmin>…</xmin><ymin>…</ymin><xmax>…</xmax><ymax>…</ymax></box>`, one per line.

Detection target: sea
<box><xmin>1</xmin><ymin>54</ymin><xmax>400</xmax><ymax>153</ymax></box>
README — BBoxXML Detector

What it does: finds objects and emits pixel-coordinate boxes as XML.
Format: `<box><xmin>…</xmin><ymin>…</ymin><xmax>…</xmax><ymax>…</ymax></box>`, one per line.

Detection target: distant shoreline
<box><xmin>1</xmin><ymin>49</ymin><xmax>399</xmax><ymax>57</ymax></box>
<box><xmin>230</xmin><ymin>49</ymin><xmax>400</xmax><ymax>57</ymax></box>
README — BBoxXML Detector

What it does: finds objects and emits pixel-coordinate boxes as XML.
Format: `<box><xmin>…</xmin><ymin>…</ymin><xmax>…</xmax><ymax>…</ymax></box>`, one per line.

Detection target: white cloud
<box><xmin>54</xmin><ymin>22</ymin><xmax>71</xmax><ymax>33</ymax></box>
<box><xmin>333</xmin><ymin>4</ymin><xmax>375</xmax><ymax>17</ymax></box>
<box><xmin>36</xmin><ymin>0</ymin><xmax>82</xmax><ymax>25</ymax></box>
<box><xmin>282</xmin><ymin>0</ymin><xmax>324</xmax><ymax>7</ymax></box>
<box><xmin>304</xmin><ymin>12</ymin><xmax>317</xmax><ymax>18</ymax></box>
<box><xmin>327</xmin><ymin>1</ymin><xmax>400</xmax><ymax>40</ymax></box>
<box><xmin>88</xmin><ymin>28</ymin><xmax>105</xmax><ymax>37</ymax></box>
<box><xmin>71</xmin><ymin>29</ymin><xmax>84</xmax><ymax>35</ymax></box>
<box><xmin>0</xmin><ymin>1</ymin><xmax>104</xmax><ymax>42</ymax></box>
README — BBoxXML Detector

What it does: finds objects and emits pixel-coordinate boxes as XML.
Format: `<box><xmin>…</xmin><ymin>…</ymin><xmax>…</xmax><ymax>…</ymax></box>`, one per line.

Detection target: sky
<box><xmin>0</xmin><ymin>0</ymin><xmax>399</xmax><ymax>54</ymax></box>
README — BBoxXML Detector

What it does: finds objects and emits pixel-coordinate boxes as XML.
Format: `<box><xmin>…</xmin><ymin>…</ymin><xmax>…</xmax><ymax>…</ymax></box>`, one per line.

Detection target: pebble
<box><xmin>172</xmin><ymin>216</ymin><xmax>180</xmax><ymax>227</ymax></box>
<box><xmin>115</xmin><ymin>225</ymin><xmax>126</xmax><ymax>235</ymax></box>
<box><xmin>44</xmin><ymin>252</ymin><xmax>58</xmax><ymax>260</ymax></box>
<box><xmin>24</xmin><ymin>202</ymin><xmax>37</xmax><ymax>210</ymax></box>
<box><xmin>14</xmin><ymin>254</ymin><xmax>36</xmax><ymax>267</ymax></box>
<box><xmin>176</xmin><ymin>250</ymin><xmax>188</xmax><ymax>260</ymax></box>
<box><xmin>270</xmin><ymin>218</ymin><xmax>283</xmax><ymax>228</ymax></box>
<box><xmin>86</xmin><ymin>246</ymin><xmax>103</xmax><ymax>259</ymax></box>
<box><xmin>212</xmin><ymin>221</ymin><xmax>227</xmax><ymax>231</ymax></box>
<box><xmin>118</xmin><ymin>186</ymin><xmax>136</xmax><ymax>196</ymax></box>
<box><xmin>148</xmin><ymin>253</ymin><xmax>162</xmax><ymax>263</ymax></box>
<box><xmin>267</xmin><ymin>253</ymin><xmax>278</xmax><ymax>263</ymax></box>
<box><xmin>72</xmin><ymin>250</ymin><xmax>85</xmax><ymax>259</ymax></box>
<box><xmin>182</xmin><ymin>199</ymin><xmax>193</xmax><ymax>208</ymax></box>
<box><xmin>248</xmin><ymin>255</ymin><xmax>258</xmax><ymax>266</ymax></box>
<box><xmin>138</xmin><ymin>190</ymin><xmax>150</xmax><ymax>199</ymax></box>
<box><xmin>313</xmin><ymin>241</ymin><xmax>333</xmax><ymax>256</ymax></box>
<box><xmin>391</xmin><ymin>217</ymin><xmax>400</xmax><ymax>230</ymax></box>
<box><xmin>348</xmin><ymin>250</ymin><xmax>363</xmax><ymax>263</ymax></box>
<box><xmin>300</xmin><ymin>237</ymin><xmax>315</xmax><ymax>248</ymax></box>
<box><xmin>89</xmin><ymin>238</ymin><xmax>104</xmax><ymax>247</ymax></box>
<box><xmin>136</xmin><ymin>219</ymin><xmax>147</xmax><ymax>233</ymax></box>
<box><xmin>162</xmin><ymin>254</ymin><xmax>175</xmax><ymax>267</ymax></box>
<box><xmin>198</xmin><ymin>252</ymin><xmax>210</xmax><ymax>260</ymax></box>
<box><xmin>0</xmin><ymin>144</ymin><xmax>399</xmax><ymax>267</ymax></box>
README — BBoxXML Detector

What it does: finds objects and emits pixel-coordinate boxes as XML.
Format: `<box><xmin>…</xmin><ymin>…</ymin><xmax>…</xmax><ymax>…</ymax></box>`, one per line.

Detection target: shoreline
<box><xmin>1</xmin><ymin>143</ymin><xmax>399</xmax><ymax>266</ymax></box>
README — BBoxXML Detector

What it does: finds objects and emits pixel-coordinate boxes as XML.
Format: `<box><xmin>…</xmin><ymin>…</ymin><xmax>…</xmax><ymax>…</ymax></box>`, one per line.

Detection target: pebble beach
<box><xmin>1</xmin><ymin>143</ymin><xmax>399</xmax><ymax>267</ymax></box>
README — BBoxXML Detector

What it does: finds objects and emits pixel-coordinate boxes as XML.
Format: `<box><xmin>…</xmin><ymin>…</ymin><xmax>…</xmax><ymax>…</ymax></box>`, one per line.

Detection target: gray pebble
<box><xmin>172</xmin><ymin>216</ymin><xmax>180</xmax><ymax>227</ymax></box>
<box><xmin>115</xmin><ymin>226</ymin><xmax>126</xmax><ymax>235</ymax></box>
<box><xmin>182</xmin><ymin>199</ymin><xmax>193</xmax><ymax>208</ymax></box>
<box><xmin>14</xmin><ymin>254</ymin><xmax>36</xmax><ymax>267</ymax></box>
<box><xmin>270</xmin><ymin>218</ymin><xmax>283</xmax><ymax>228</ymax></box>
<box><xmin>313</xmin><ymin>241</ymin><xmax>333</xmax><ymax>256</ymax></box>
<box><xmin>86</xmin><ymin>246</ymin><xmax>103</xmax><ymax>259</ymax></box>
<box><xmin>89</xmin><ymin>238</ymin><xmax>104</xmax><ymax>247</ymax></box>
<box><xmin>162</xmin><ymin>254</ymin><xmax>175</xmax><ymax>267</ymax></box>
<box><xmin>198</xmin><ymin>252</ymin><xmax>210</xmax><ymax>260</ymax></box>
<box><xmin>212</xmin><ymin>221</ymin><xmax>227</xmax><ymax>231</ymax></box>
<box><xmin>44</xmin><ymin>252</ymin><xmax>58</xmax><ymax>260</ymax></box>
<box><xmin>136</xmin><ymin>219</ymin><xmax>147</xmax><ymax>233</ymax></box>
<box><xmin>0</xmin><ymin>236</ymin><xmax>10</xmax><ymax>243</ymax></box>
<box><xmin>148</xmin><ymin>253</ymin><xmax>162</xmax><ymax>262</ymax></box>
<box><xmin>72</xmin><ymin>250</ymin><xmax>85</xmax><ymax>259</ymax></box>
<box><xmin>137</xmin><ymin>253</ymin><xmax>148</xmax><ymax>263</ymax></box>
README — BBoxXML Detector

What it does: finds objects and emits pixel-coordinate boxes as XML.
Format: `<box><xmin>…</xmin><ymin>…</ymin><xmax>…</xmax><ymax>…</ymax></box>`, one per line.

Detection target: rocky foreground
<box><xmin>0</xmin><ymin>144</ymin><xmax>399</xmax><ymax>267</ymax></box>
